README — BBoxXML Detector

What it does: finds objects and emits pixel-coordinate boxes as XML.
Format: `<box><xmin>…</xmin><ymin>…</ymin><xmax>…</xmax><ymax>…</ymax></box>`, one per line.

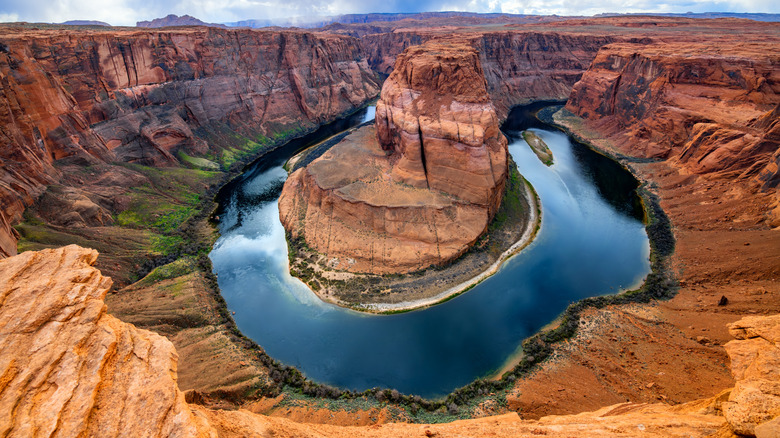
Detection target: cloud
<box><xmin>0</xmin><ymin>0</ymin><xmax>776</xmax><ymax>26</ymax></box>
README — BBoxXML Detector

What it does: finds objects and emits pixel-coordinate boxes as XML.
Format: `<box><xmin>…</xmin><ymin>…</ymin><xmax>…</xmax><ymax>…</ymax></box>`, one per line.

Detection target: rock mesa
<box><xmin>279</xmin><ymin>41</ymin><xmax>508</xmax><ymax>274</ymax></box>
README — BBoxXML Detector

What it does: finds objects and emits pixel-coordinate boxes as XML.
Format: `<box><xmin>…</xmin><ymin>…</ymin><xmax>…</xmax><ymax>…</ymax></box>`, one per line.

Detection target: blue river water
<box><xmin>209</xmin><ymin>105</ymin><xmax>650</xmax><ymax>398</ymax></box>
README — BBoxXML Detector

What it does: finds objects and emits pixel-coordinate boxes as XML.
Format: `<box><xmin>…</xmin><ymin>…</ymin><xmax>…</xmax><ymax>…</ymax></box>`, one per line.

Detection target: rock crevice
<box><xmin>279</xmin><ymin>40</ymin><xmax>508</xmax><ymax>275</ymax></box>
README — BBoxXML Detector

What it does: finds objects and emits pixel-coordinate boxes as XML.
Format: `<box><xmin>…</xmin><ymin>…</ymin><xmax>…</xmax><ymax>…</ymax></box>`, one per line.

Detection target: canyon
<box><xmin>0</xmin><ymin>14</ymin><xmax>779</xmax><ymax>437</ymax></box>
<box><xmin>0</xmin><ymin>24</ymin><xmax>380</xmax><ymax>260</ymax></box>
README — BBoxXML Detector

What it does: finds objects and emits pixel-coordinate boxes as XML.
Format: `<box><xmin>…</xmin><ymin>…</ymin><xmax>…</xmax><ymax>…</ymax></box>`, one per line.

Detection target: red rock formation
<box><xmin>375</xmin><ymin>41</ymin><xmax>507</xmax><ymax>210</ymax></box>
<box><xmin>475</xmin><ymin>32</ymin><xmax>615</xmax><ymax>118</ymax></box>
<box><xmin>565</xmin><ymin>40</ymin><xmax>780</xmax><ymax>225</ymax></box>
<box><xmin>361</xmin><ymin>31</ymin><xmax>612</xmax><ymax>118</ymax></box>
<box><xmin>0</xmin><ymin>245</ymin><xmax>216</xmax><ymax>437</ymax></box>
<box><xmin>279</xmin><ymin>41</ymin><xmax>508</xmax><ymax>274</ymax></box>
<box><xmin>0</xmin><ymin>26</ymin><xmax>380</xmax><ymax>257</ymax></box>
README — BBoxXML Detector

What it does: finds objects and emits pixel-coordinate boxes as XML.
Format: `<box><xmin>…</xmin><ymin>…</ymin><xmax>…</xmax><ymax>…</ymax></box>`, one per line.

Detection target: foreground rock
<box><xmin>5</xmin><ymin>245</ymin><xmax>780</xmax><ymax>436</ymax></box>
<box><xmin>279</xmin><ymin>40</ymin><xmax>508</xmax><ymax>274</ymax></box>
<box><xmin>0</xmin><ymin>245</ymin><xmax>215</xmax><ymax>437</ymax></box>
<box><xmin>723</xmin><ymin>315</ymin><xmax>780</xmax><ymax>436</ymax></box>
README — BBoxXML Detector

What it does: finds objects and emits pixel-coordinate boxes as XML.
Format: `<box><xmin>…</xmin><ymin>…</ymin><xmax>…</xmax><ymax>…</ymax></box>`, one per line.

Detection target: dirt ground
<box><xmin>505</xmin><ymin>123</ymin><xmax>780</xmax><ymax>419</ymax></box>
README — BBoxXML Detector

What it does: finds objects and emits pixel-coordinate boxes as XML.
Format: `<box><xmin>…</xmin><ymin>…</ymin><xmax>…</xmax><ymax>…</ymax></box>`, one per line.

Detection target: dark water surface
<box><xmin>209</xmin><ymin>104</ymin><xmax>650</xmax><ymax>398</ymax></box>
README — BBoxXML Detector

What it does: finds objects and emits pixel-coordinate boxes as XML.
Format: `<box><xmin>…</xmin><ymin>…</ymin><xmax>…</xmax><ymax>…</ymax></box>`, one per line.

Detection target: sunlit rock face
<box><xmin>279</xmin><ymin>40</ymin><xmax>509</xmax><ymax>274</ymax></box>
<box><xmin>0</xmin><ymin>245</ymin><xmax>216</xmax><ymax>437</ymax></box>
<box><xmin>375</xmin><ymin>40</ymin><xmax>507</xmax><ymax>213</ymax></box>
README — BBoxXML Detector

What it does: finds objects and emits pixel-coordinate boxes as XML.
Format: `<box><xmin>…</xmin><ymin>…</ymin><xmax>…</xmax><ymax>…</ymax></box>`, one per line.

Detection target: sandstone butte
<box><xmin>0</xmin><ymin>245</ymin><xmax>778</xmax><ymax>437</ymax></box>
<box><xmin>279</xmin><ymin>40</ymin><xmax>509</xmax><ymax>274</ymax></box>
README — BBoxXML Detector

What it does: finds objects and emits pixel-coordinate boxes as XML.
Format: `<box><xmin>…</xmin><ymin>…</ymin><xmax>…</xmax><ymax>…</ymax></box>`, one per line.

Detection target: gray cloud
<box><xmin>0</xmin><ymin>0</ymin><xmax>776</xmax><ymax>26</ymax></box>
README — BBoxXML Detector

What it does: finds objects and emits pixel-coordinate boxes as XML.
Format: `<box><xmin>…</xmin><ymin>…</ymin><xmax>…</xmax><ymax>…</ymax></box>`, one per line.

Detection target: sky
<box><xmin>0</xmin><ymin>0</ymin><xmax>777</xmax><ymax>27</ymax></box>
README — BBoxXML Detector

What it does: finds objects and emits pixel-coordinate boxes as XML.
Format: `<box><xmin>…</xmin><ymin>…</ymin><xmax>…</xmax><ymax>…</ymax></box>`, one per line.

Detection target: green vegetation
<box><xmin>135</xmin><ymin>256</ymin><xmax>197</xmax><ymax>288</ymax></box>
<box><xmin>178</xmin><ymin>151</ymin><xmax>219</xmax><ymax>170</ymax></box>
<box><xmin>487</xmin><ymin>157</ymin><xmax>525</xmax><ymax>237</ymax></box>
<box><xmin>522</xmin><ymin>130</ymin><xmax>554</xmax><ymax>166</ymax></box>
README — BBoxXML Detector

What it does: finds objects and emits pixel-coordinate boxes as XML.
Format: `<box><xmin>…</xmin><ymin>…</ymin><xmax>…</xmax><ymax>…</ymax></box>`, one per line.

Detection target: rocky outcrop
<box><xmin>375</xmin><ymin>41</ymin><xmax>507</xmax><ymax>210</ymax></box>
<box><xmin>279</xmin><ymin>41</ymin><xmax>508</xmax><ymax>274</ymax></box>
<box><xmin>565</xmin><ymin>41</ymin><xmax>780</xmax><ymax>224</ymax></box>
<box><xmin>723</xmin><ymin>315</ymin><xmax>780</xmax><ymax>436</ymax></box>
<box><xmin>0</xmin><ymin>245</ymin><xmax>216</xmax><ymax>437</ymax></box>
<box><xmin>0</xmin><ymin>26</ymin><xmax>380</xmax><ymax>257</ymax></box>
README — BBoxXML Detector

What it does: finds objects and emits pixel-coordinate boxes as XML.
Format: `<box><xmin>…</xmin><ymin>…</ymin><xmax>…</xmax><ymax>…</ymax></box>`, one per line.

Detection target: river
<box><xmin>209</xmin><ymin>104</ymin><xmax>650</xmax><ymax>398</ymax></box>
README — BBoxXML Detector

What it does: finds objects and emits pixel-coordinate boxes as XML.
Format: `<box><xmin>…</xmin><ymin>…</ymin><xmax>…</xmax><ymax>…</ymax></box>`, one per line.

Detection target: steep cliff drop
<box><xmin>279</xmin><ymin>40</ymin><xmax>509</xmax><ymax>281</ymax></box>
<box><xmin>564</xmin><ymin>41</ymin><xmax>780</xmax><ymax>226</ymax></box>
<box><xmin>2</xmin><ymin>245</ymin><xmax>779</xmax><ymax>437</ymax></box>
<box><xmin>0</xmin><ymin>25</ymin><xmax>380</xmax><ymax>259</ymax></box>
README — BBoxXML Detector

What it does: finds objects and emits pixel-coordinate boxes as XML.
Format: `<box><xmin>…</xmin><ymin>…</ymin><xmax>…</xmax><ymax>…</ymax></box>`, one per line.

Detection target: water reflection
<box><xmin>209</xmin><ymin>105</ymin><xmax>650</xmax><ymax>397</ymax></box>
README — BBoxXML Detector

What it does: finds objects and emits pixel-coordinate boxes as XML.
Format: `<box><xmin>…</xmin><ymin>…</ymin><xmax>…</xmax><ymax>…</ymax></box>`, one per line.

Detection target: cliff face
<box><xmin>0</xmin><ymin>26</ymin><xmax>380</xmax><ymax>257</ymax></box>
<box><xmin>565</xmin><ymin>41</ymin><xmax>780</xmax><ymax>224</ymax></box>
<box><xmin>279</xmin><ymin>41</ymin><xmax>508</xmax><ymax>274</ymax></box>
<box><xmin>475</xmin><ymin>32</ymin><xmax>614</xmax><ymax>118</ymax></box>
<box><xmin>361</xmin><ymin>31</ymin><xmax>612</xmax><ymax>119</ymax></box>
<box><xmin>375</xmin><ymin>40</ymin><xmax>507</xmax><ymax>210</ymax></box>
<box><xmin>3</xmin><ymin>245</ymin><xmax>780</xmax><ymax>437</ymax></box>
<box><xmin>0</xmin><ymin>245</ymin><xmax>215</xmax><ymax>437</ymax></box>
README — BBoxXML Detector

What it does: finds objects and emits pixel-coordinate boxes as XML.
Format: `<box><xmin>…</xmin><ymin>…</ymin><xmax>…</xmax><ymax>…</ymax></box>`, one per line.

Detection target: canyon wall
<box><xmin>0</xmin><ymin>26</ymin><xmax>380</xmax><ymax>257</ymax></box>
<box><xmin>279</xmin><ymin>41</ymin><xmax>508</xmax><ymax>274</ymax></box>
<box><xmin>475</xmin><ymin>32</ymin><xmax>615</xmax><ymax>117</ymax></box>
<box><xmin>361</xmin><ymin>31</ymin><xmax>612</xmax><ymax>118</ymax></box>
<box><xmin>3</xmin><ymin>245</ymin><xmax>779</xmax><ymax>436</ymax></box>
<box><xmin>565</xmin><ymin>41</ymin><xmax>780</xmax><ymax>225</ymax></box>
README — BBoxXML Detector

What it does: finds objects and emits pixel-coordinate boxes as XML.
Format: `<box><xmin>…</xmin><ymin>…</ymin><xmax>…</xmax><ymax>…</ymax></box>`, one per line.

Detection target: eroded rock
<box><xmin>0</xmin><ymin>26</ymin><xmax>380</xmax><ymax>257</ymax></box>
<box><xmin>0</xmin><ymin>245</ymin><xmax>216</xmax><ymax>437</ymax></box>
<box><xmin>722</xmin><ymin>315</ymin><xmax>780</xmax><ymax>436</ymax></box>
<box><xmin>279</xmin><ymin>40</ymin><xmax>508</xmax><ymax>274</ymax></box>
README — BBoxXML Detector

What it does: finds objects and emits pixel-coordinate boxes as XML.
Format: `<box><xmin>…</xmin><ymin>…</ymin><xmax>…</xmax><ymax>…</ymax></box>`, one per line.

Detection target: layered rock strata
<box><xmin>279</xmin><ymin>41</ymin><xmax>508</xmax><ymax>274</ymax></box>
<box><xmin>360</xmin><ymin>31</ymin><xmax>613</xmax><ymax>118</ymax></box>
<box><xmin>0</xmin><ymin>245</ymin><xmax>216</xmax><ymax>437</ymax></box>
<box><xmin>0</xmin><ymin>25</ymin><xmax>380</xmax><ymax>257</ymax></box>
<box><xmin>565</xmin><ymin>41</ymin><xmax>780</xmax><ymax>225</ymax></box>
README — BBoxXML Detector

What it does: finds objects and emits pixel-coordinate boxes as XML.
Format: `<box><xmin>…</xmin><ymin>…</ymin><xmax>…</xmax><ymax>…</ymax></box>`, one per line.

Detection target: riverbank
<box><xmin>284</xmin><ymin>155</ymin><xmax>541</xmax><ymax>313</ymax></box>
<box><xmin>500</xmin><ymin>106</ymin><xmax>779</xmax><ymax>419</ymax></box>
<box><xmin>366</xmin><ymin>178</ymin><xmax>540</xmax><ymax>313</ymax></box>
<box><xmin>14</xmin><ymin>103</ymin><xmax>383</xmax><ymax>407</ymax></box>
